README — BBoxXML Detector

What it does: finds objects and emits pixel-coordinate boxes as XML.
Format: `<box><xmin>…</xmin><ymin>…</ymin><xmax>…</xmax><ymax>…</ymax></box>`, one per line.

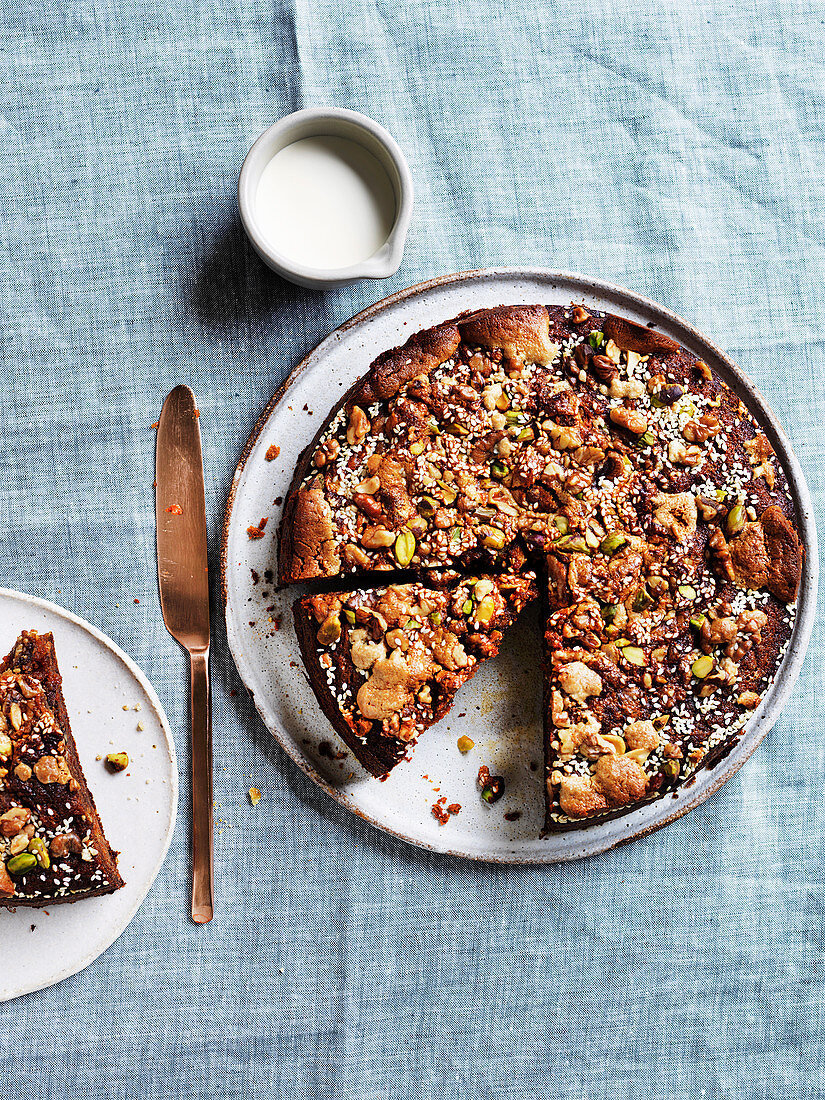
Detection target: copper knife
<box><xmin>155</xmin><ymin>385</ymin><xmax>213</xmax><ymax>924</ymax></box>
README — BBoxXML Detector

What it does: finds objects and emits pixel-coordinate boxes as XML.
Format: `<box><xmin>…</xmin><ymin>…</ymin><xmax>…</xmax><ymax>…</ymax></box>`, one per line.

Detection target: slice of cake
<box><xmin>0</xmin><ymin>631</ymin><xmax>124</xmax><ymax>906</ymax></box>
<box><xmin>294</xmin><ymin>574</ymin><xmax>537</xmax><ymax>777</ymax></box>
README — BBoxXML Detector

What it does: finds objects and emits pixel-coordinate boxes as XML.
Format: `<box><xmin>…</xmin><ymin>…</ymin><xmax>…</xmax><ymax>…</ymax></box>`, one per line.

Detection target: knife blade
<box><xmin>155</xmin><ymin>385</ymin><xmax>213</xmax><ymax>924</ymax></box>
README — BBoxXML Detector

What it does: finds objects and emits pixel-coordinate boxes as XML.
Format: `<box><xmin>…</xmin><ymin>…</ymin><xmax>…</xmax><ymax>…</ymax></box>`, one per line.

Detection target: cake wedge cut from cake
<box><xmin>294</xmin><ymin>573</ymin><xmax>537</xmax><ymax>777</ymax></box>
<box><xmin>0</xmin><ymin>630</ymin><xmax>124</xmax><ymax>906</ymax></box>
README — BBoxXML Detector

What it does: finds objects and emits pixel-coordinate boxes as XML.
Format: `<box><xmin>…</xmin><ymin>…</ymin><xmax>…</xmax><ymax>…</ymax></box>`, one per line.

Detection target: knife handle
<box><xmin>190</xmin><ymin>649</ymin><xmax>214</xmax><ymax>924</ymax></box>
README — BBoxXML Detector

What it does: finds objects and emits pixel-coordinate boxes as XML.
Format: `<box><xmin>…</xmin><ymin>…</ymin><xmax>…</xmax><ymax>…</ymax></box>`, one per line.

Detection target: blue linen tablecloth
<box><xmin>1</xmin><ymin>0</ymin><xmax>824</xmax><ymax>1095</ymax></box>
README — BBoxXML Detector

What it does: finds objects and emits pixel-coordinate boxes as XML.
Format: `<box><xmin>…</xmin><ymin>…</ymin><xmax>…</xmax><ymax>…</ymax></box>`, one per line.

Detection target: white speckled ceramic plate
<box><xmin>0</xmin><ymin>589</ymin><xmax>178</xmax><ymax>1000</ymax></box>
<box><xmin>222</xmin><ymin>269</ymin><xmax>816</xmax><ymax>863</ymax></box>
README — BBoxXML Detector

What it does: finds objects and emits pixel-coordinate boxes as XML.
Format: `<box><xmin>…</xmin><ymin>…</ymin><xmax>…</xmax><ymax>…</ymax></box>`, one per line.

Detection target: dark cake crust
<box><xmin>0</xmin><ymin>631</ymin><xmax>124</xmax><ymax>906</ymax></box>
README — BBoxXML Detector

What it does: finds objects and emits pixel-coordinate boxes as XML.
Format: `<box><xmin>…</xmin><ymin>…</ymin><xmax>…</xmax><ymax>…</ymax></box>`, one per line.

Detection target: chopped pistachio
<box><xmin>28</xmin><ymin>836</ymin><xmax>50</xmax><ymax>869</ymax></box>
<box><xmin>6</xmin><ymin>852</ymin><xmax>36</xmax><ymax>876</ymax></box>
<box><xmin>462</xmin><ymin>599</ymin><xmax>474</xmax><ymax>615</ymax></box>
<box><xmin>317</xmin><ymin>614</ymin><xmax>341</xmax><ymax>646</ymax></box>
<box><xmin>554</xmin><ymin>534</ymin><xmax>590</xmax><ymax>554</ymax></box>
<box><xmin>632</xmin><ymin>587</ymin><xmax>652</xmax><ymax>612</ymax></box>
<box><xmin>727</xmin><ymin>504</ymin><xmax>745</xmax><ymax>535</ymax></box>
<box><xmin>480</xmin><ymin>775</ymin><xmax>505</xmax><ymax>803</ymax></box>
<box><xmin>105</xmin><ymin>751</ymin><xmax>129</xmax><ymax>772</ymax></box>
<box><xmin>588</xmin><ymin>331</ymin><xmax>604</xmax><ymax>349</ymax></box>
<box><xmin>621</xmin><ymin>646</ymin><xmax>646</xmax><ymax>666</ymax></box>
<box><xmin>600</xmin><ymin>531</ymin><xmax>626</xmax><ymax>556</ymax></box>
<box><xmin>660</xmin><ymin>383</ymin><xmax>685</xmax><ymax>405</ymax></box>
<box><xmin>692</xmin><ymin>655</ymin><xmax>714</xmax><ymax>679</ymax></box>
<box><xmin>601</xmin><ymin>603</ymin><xmax>619</xmax><ymax>626</ymax></box>
<box><xmin>483</xmin><ymin>528</ymin><xmax>507</xmax><ymax>550</ymax></box>
<box><xmin>394</xmin><ymin>529</ymin><xmax>416</xmax><ymax>566</ymax></box>
<box><xmin>678</xmin><ymin>584</ymin><xmax>696</xmax><ymax>600</ymax></box>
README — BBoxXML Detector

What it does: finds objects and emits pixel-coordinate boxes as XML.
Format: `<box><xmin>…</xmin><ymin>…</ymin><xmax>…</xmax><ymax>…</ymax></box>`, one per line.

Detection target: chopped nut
<box><xmin>248</xmin><ymin>788</ymin><xmax>262</xmax><ymax>806</ymax></box>
<box><xmin>361</xmin><ymin>526</ymin><xmax>396</xmax><ymax>549</ymax></box>
<box><xmin>0</xmin><ymin>807</ymin><xmax>31</xmax><ymax>836</ymax></box>
<box><xmin>683</xmin><ymin>415</ymin><xmax>720</xmax><ymax>443</ymax></box>
<box><xmin>591</xmin><ymin>354</ymin><xmax>618</xmax><ymax>383</ymax></box>
<box><xmin>104</xmin><ymin>752</ymin><xmax>129</xmax><ymax>773</ymax></box>
<box><xmin>34</xmin><ymin>754</ymin><xmax>72</xmax><ymax>784</ymax></box>
<box><xmin>346</xmin><ymin>405</ymin><xmax>370</xmax><ymax>446</ymax></box>
<box><xmin>608</xmin><ymin>378</ymin><xmax>645</xmax><ymax>400</ymax></box>
<box><xmin>652</xmin><ymin>492</ymin><xmax>697</xmax><ymax>541</ymax></box>
<box><xmin>668</xmin><ymin>439</ymin><xmax>703</xmax><ymax>466</ymax></box>
<box><xmin>609</xmin><ymin>406</ymin><xmax>648</xmax><ymax>434</ymax></box>
<box><xmin>50</xmin><ymin>831</ymin><xmax>82</xmax><ymax>857</ymax></box>
<box><xmin>316</xmin><ymin>614</ymin><xmax>341</xmax><ymax>646</ymax></box>
<box><xmin>737</xmin><ymin>691</ymin><xmax>760</xmax><ymax>709</ymax></box>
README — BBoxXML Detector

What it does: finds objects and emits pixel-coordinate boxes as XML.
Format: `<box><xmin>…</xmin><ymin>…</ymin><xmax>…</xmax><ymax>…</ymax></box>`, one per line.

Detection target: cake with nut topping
<box><xmin>0</xmin><ymin>631</ymin><xmax>123</xmax><ymax>905</ymax></box>
<box><xmin>280</xmin><ymin>303</ymin><xmax>802</xmax><ymax>830</ymax></box>
<box><xmin>295</xmin><ymin>574</ymin><xmax>537</xmax><ymax>777</ymax></box>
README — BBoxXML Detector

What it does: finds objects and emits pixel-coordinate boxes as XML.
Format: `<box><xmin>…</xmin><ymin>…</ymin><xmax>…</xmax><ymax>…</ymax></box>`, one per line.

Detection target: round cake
<box><xmin>279</xmin><ymin>303</ymin><xmax>802</xmax><ymax>830</ymax></box>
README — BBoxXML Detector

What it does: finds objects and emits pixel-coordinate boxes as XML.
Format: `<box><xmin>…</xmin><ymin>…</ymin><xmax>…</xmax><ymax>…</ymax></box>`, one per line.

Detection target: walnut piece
<box><xmin>0</xmin><ymin>806</ymin><xmax>31</xmax><ymax>836</ymax></box>
<box><xmin>609</xmin><ymin>406</ymin><xmax>648</xmax><ymax>434</ymax></box>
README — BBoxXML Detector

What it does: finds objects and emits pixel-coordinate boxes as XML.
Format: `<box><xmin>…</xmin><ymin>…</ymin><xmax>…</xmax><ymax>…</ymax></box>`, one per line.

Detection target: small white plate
<box><xmin>0</xmin><ymin>589</ymin><xmax>177</xmax><ymax>1000</ymax></box>
<box><xmin>222</xmin><ymin>269</ymin><xmax>816</xmax><ymax>863</ymax></box>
